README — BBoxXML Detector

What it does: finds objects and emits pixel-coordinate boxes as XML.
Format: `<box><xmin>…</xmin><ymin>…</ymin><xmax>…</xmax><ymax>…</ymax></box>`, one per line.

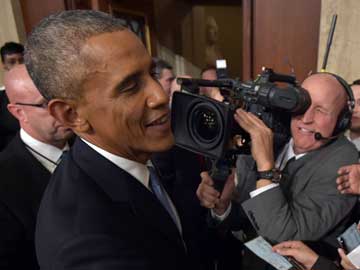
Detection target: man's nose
<box><xmin>147</xmin><ymin>79</ymin><xmax>169</xmax><ymax>108</ymax></box>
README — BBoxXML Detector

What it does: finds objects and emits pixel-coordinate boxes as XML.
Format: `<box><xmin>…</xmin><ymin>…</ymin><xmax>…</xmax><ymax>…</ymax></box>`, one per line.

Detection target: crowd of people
<box><xmin>0</xmin><ymin>9</ymin><xmax>360</xmax><ymax>270</ymax></box>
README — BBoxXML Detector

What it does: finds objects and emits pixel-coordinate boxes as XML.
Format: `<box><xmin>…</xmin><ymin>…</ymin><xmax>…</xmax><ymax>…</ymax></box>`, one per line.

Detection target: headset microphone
<box><xmin>314</xmin><ymin>132</ymin><xmax>340</xmax><ymax>141</ymax></box>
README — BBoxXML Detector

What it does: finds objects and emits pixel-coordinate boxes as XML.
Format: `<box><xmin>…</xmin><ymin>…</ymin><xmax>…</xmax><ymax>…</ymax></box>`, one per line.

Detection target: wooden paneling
<box><xmin>242</xmin><ymin>0</ymin><xmax>252</xmax><ymax>80</ymax></box>
<box><xmin>109</xmin><ymin>0</ymin><xmax>157</xmax><ymax>55</ymax></box>
<box><xmin>20</xmin><ymin>0</ymin><xmax>65</xmax><ymax>34</ymax></box>
<box><xmin>251</xmin><ymin>0</ymin><xmax>321</xmax><ymax>82</ymax></box>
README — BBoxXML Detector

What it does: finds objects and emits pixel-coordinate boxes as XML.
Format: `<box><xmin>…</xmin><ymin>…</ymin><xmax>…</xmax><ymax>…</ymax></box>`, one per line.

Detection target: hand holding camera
<box><xmin>234</xmin><ymin>108</ymin><xmax>274</xmax><ymax>172</ymax></box>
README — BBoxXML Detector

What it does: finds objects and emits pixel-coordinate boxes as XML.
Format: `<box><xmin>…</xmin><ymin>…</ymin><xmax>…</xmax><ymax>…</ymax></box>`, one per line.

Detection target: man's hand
<box><xmin>234</xmin><ymin>109</ymin><xmax>274</xmax><ymax>171</ymax></box>
<box><xmin>196</xmin><ymin>170</ymin><xmax>235</xmax><ymax>216</ymax></box>
<box><xmin>338</xmin><ymin>248</ymin><xmax>357</xmax><ymax>270</ymax></box>
<box><xmin>337</xmin><ymin>164</ymin><xmax>360</xmax><ymax>195</ymax></box>
<box><xmin>273</xmin><ymin>241</ymin><xmax>319</xmax><ymax>270</ymax></box>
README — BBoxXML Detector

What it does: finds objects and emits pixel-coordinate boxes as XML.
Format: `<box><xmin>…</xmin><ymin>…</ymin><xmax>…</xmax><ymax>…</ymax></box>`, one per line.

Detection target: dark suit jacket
<box><xmin>36</xmin><ymin>138</ymin><xmax>194</xmax><ymax>270</ymax></box>
<box><xmin>0</xmin><ymin>91</ymin><xmax>19</xmax><ymax>151</ymax></box>
<box><xmin>0</xmin><ymin>133</ymin><xmax>51</xmax><ymax>270</ymax></box>
<box><xmin>312</xmin><ymin>256</ymin><xmax>340</xmax><ymax>270</ymax></box>
<box><xmin>152</xmin><ymin>146</ymin><xmax>217</xmax><ymax>270</ymax></box>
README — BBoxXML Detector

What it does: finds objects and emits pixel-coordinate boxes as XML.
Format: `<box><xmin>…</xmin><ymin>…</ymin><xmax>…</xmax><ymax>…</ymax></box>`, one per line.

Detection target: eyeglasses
<box><xmin>15</xmin><ymin>102</ymin><xmax>48</xmax><ymax>109</ymax></box>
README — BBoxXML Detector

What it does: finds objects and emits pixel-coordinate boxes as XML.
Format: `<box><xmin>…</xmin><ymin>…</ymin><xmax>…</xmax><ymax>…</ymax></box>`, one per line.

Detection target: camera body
<box><xmin>171</xmin><ymin>68</ymin><xmax>311</xmax><ymax>159</ymax></box>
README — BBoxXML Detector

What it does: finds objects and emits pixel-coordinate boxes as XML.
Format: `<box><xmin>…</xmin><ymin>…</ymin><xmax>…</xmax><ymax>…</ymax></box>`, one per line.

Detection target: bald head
<box><xmin>291</xmin><ymin>73</ymin><xmax>349</xmax><ymax>154</ymax></box>
<box><xmin>302</xmin><ymin>73</ymin><xmax>348</xmax><ymax>108</ymax></box>
<box><xmin>4</xmin><ymin>64</ymin><xmax>39</xmax><ymax>103</ymax></box>
<box><xmin>4</xmin><ymin>64</ymin><xmax>73</xmax><ymax>148</ymax></box>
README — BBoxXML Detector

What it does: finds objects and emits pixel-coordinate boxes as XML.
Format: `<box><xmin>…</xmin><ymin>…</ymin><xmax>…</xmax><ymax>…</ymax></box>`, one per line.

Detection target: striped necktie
<box><xmin>148</xmin><ymin>166</ymin><xmax>181</xmax><ymax>231</ymax></box>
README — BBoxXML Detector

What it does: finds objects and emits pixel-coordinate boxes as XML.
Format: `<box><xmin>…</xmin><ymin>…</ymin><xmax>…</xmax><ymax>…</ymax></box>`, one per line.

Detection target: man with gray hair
<box><xmin>25</xmin><ymin>10</ymin><xmax>195</xmax><ymax>270</ymax></box>
<box><xmin>152</xmin><ymin>57</ymin><xmax>175</xmax><ymax>97</ymax></box>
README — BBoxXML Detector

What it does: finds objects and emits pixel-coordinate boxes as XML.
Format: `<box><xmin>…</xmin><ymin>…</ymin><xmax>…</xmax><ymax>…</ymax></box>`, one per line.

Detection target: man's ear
<box><xmin>7</xmin><ymin>103</ymin><xmax>25</xmax><ymax>122</ymax></box>
<box><xmin>48</xmin><ymin>99</ymin><xmax>91</xmax><ymax>133</ymax></box>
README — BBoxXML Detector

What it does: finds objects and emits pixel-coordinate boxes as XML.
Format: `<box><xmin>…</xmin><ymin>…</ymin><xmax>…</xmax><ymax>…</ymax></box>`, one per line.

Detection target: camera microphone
<box><xmin>314</xmin><ymin>132</ymin><xmax>339</xmax><ymax>141</ymax></box>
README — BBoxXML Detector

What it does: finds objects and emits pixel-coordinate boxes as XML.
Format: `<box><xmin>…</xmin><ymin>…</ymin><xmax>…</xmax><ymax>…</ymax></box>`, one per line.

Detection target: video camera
<box><xmin>171</xmin><ymin>66</ymin><xmax>311</xmax><ymax>160</ymax></box>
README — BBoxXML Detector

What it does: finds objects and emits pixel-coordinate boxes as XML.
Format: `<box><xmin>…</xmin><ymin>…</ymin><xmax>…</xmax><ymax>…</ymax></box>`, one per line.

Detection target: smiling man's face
<box><xmin>291</xmin><ymin>74</ymin><xmax>346</xmax><ymax>154</ymax></box>
<box><xmin>75</xmin><ymin>30</ymin><xmax>174</xmax><ymax>163</ymax></box>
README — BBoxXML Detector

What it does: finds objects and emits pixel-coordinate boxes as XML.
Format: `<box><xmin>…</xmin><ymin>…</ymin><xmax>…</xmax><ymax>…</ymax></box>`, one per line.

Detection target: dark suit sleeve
<box><xmin>0</xmin><ymin>202</ymin><xmax>30</xmax><ymax>269</ymax></box>
<box><xmin>241</xmin><ymin>144</ymin><xmax>358</xmax><ymax>242</ymax></box>
<box><xmin>53</xmin><ymin>234</ymin><xmax>151</xmax><ymax>270</ymax></box>
<box><xmin>312</xmin><ymin>256</ymin><xmax>340</xmax><ymax>270</ymax></box>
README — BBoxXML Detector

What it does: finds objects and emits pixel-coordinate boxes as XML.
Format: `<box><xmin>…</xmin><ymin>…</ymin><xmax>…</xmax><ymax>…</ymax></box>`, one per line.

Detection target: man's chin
<box><xmin>152</xmin><ymin>134</ymin><xmax>175</xmax><ymax>153</ymax></box>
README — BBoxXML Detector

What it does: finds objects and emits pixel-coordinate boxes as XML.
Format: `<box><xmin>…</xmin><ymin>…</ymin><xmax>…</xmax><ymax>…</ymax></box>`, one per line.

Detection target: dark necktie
<box><xmin>56</xmin><ymin>150</ymin><xmax>69</xmax><ymax>165</ymax></box>
<box><xmin>148</xmin><ymin>166</ymin><xmax>180</xmax><ymax>231</ymax></box>
<box><xmin>283</xmin><ymin>156</ymin><xmax>295</xmax><ymax>172</ymax></box>
<box><xmin>281</xmin><ymin>157</ymin><xmax>296</xmax><ymax>187</ymax></box>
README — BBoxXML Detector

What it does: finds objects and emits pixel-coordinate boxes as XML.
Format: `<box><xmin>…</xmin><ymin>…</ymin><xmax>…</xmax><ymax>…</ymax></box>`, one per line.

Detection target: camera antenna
<box><xmin>321</xmin><ymin>14</ymin><xmax>337</xmax><ymax>72</ymax></box>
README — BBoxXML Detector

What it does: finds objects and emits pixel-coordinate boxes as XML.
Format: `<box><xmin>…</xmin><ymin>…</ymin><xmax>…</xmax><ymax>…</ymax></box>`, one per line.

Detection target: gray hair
<box><xmin>24</xmin><ymin>10</ymin><xmax>126</xmax><ymax>100</ymax></box>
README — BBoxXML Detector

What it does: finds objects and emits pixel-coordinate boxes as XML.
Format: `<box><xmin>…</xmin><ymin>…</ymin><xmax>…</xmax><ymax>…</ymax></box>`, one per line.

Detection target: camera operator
<box><xmin>197</xmin><ymin>73</ymin><xmax>359</xmax><ymax>266</ymax></box>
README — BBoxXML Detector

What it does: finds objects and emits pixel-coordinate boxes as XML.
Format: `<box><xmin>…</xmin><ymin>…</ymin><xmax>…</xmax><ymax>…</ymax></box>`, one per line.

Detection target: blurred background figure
<box><xmin>346</xmin><ymin>79</ymin><xmax>360</xmax><ymax>152</ymax></box>
<box><xmin>0</xmin><ymin>42</ymin><xmax>22</xmax><ymax>151</ymax></box>
<box><xmin>200</xmin><ymin>66</ymin><xmax>224</xmax><ymax>101</ymax></box>
<box><xmin>205</xmin><ymin>16</ymin><xmax>223</xmax><ymax>67</ymax></box>
<box><xmin>1</xmin><ymin>42</ymin><xmax>24</xmax><ymax>72</ymax></box>
<box><xmin>169</xmin><ymin>74</ymin><xmax>192</xmax><ymax>106</ymax></box>
<box><xmin>273</xmin><ymin>230</ymin><xmax>360</xmax><ymax>270</ymax></box>
<box><xmin>152</xmin><ymin>57</ymin><xmax>175</xmax><ymax>97</ymax></box>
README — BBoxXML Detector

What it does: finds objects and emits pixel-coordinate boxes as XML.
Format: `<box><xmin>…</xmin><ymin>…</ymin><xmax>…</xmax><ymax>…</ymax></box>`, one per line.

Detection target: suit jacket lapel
<box><xmin>280</xmin><ymin>138</ymin><xmax>344</xmax><ymax>193</ymax></box>
<box><xmin>0</xmin><ymin>134</ymin><xmax>51</xmax><ymax>232</ymax></box>
<box><xmin>72</xmin><ymin>138</ymin><xmax>185</xmax><ymax>251</ymax></box>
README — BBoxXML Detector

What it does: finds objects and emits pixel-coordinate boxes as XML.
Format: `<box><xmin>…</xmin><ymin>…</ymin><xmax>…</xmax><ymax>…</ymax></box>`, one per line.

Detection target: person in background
<box><xmin>0</xmin><ymin>42</ymin><xmax>22</xmax><ymax>150</ymax></box>
<box><xmin>0</xmin><ymin>64</ymin><xmax>73</xmax><ymax>270</ymax></box>
<box><xmin>200</xmin><ymin>66</ymin><xmax>224</xmax><ymax>101</ymax></box>
<box><xmin>1</xmin><ymin>42</ymin><xmax>24</xmax><ymax>72</ymax></box>
<box><xmin>273</xmin><ymin>224</ymin><xmax>360</xmax><ymax>270</ymax></box>
<box><xmin>345</xmin><ymin>79</ymin><xmax>360</xmax><ymax>152</ymax></box>
<box><xmin>152</xmin><ymin>57</ymin><xmax>175</xmax><ymax>98</ymax></box>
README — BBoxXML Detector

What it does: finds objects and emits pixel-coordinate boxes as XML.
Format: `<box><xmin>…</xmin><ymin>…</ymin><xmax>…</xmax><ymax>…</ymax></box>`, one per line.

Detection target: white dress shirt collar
<box><xmin>275</xmin><ymin>138</ymin><xmax>307</xmax><ymax>170</ymax></box>
<box><xmin>81</xmin><ymin>138</ymin><xmax>150</xmax><ymax>189</ymax></box>
<box><xmin>20</xmin><ymin>129</ymin><xmax>69</xmax><ymax>173</ymax></box>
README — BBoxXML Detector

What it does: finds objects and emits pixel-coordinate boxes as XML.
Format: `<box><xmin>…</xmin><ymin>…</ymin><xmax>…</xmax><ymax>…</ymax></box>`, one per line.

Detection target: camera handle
<box><xmin>209</xmin><ymin>156</ymin><xmax>236</xmax><ymax>192</ymax></box>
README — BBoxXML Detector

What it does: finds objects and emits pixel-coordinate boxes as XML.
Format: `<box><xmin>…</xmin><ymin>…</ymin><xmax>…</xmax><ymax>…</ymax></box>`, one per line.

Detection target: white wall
<box><xmin>318</xmin><ymin>0</ymin><xmax>360</xmax><ymax>82</ymax></box>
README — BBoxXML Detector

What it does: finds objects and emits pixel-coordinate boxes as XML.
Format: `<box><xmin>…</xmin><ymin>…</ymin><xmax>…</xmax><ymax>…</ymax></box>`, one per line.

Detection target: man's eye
<box><xmin>121</xmin><ymin>82</ymin><xmax>138</xmax><ymax>92</ymax></box>
<box><xmin>315</xmin><ymin>108</ymin><xmax>328</xmax><ymax>115</ymax></box>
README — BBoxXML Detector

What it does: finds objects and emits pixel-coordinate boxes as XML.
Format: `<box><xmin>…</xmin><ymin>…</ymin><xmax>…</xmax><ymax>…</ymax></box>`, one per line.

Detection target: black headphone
<box><xmin>318</xmin><ymin>72</ymin><xmax>355</xmax><ymax>135</ymax></box>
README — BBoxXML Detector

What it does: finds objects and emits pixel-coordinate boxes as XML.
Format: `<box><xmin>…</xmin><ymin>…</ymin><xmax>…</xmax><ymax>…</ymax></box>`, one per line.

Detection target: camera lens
<box><xmin>188</xmin><ymin>102</ymin><xmax>224</xmax><ymax>149</ymax></box>
<box><xmin>194</xmin><ymin>109</ymin><xmax>219</xmax><ymax>140</ymax></box>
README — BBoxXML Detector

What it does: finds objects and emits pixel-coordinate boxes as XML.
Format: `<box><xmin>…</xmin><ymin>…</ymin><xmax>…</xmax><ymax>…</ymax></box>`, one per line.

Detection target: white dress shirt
<box><xmin>20</xmin><ymin>129</ymin><xmax>69</xmax><ymax>173</ymax></box>
<box><xmin>81</xmin><ymin>138</ymin><xmax>183</xmax><ymax>234</ymax></box>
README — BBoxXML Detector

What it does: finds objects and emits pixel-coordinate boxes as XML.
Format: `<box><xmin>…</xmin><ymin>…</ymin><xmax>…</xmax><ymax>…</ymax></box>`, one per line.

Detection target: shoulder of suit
<box><xmin>0</xmin><ymin>135</ymin><xmax>40</xmax><ymax>169</ymax></box>
<box><xmin>310</xmin><ymin>135</ymin><xmax>358</xmax><ymax>167</ymax></box>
